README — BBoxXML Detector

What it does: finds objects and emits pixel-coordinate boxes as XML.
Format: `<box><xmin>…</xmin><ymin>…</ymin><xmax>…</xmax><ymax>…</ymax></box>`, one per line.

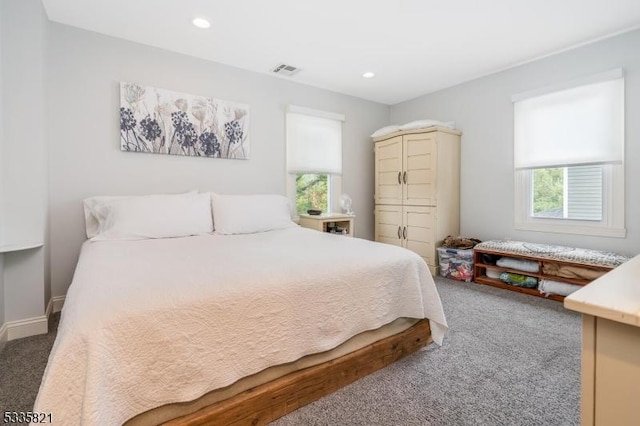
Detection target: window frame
<box><xmin>284</xmin><ymin>105</ymin><xmax>344</xmax><ymax>219</ymax></box>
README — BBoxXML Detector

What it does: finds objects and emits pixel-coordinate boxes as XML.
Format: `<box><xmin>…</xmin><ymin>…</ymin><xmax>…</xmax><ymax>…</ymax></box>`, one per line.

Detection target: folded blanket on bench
<box><xmin>496</xmin><ymin>257</ymin><xmax>539</xmax><ymax>273</ymax></box>
<box><xmin>539</xmin><ymin>279</ymin><xmax>582</xmax><ymax>297</ymax></box>
<box><xmin>542</xmin><ymin>262</ymin><xmax>606</xmax><ymax>281</ymax></box>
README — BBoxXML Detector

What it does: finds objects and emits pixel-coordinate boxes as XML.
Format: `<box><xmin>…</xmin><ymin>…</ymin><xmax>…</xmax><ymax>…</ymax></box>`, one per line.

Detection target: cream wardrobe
<box><xmin>373</xmin><ymin>127</ymin><xmax>461</xmax><ymax>275</ymax></box>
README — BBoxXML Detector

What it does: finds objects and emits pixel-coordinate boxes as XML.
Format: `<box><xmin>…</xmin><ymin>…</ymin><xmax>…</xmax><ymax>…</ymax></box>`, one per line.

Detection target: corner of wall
<box><xmin>0</xmin><ymin>0</ymin><xmax>6</xmax><ymax>342</ymax></box>
<box><xmin>0</xmin><ymin>254</ymin><xmax>5</xmax><ymax>348</ymax></box>
<box><xmin>0</xmin><ymin>0</ymin><xmax>48</xmax><ymax>335</ymax></box>
<box><xmin>0</xmin><ymin>321</ymin><xmax>7</xmax><ymax>352</ymax></box>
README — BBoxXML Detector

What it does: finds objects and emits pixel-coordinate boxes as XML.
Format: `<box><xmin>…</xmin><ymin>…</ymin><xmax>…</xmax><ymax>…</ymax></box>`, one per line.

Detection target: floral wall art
<box><xmin>119</xmin><ymin>82</ymin><xmax>249</xmax><ymax>159</ymax></box>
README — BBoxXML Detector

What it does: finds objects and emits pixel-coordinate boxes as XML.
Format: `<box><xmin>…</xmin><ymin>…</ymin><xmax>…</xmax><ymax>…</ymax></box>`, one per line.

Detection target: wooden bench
<box><xmin>473</xmin><ymin>240</ymin><xmax>630</xmax><ymax>302</ymax></box>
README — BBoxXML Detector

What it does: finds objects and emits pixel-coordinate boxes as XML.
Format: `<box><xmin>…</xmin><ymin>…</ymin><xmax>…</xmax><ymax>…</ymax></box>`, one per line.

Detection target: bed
<box><xmin>33</xmin><ymin>193</ymin><xmax>448</xmax><ymax>425</ymax></box>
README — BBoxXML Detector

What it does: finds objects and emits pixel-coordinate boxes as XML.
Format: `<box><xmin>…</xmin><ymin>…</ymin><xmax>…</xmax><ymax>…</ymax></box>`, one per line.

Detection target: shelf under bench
<box><xmin>472</xmin><ymin>240</ymin><xmax>630</xmax><ymax>302</ymax></box>
<box><xmin>473</xmin><ymin>273</ymin><xmax>566</xmax><ymax>302</ymax></box>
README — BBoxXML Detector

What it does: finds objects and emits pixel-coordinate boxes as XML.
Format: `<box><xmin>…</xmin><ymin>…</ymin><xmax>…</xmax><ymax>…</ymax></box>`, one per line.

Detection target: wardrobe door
<box><xmin>402</xmin><ymin>133</ymin><xmax>436</xmax><ymax>206</ymax></box>
<box><xmin>402</xmin><ymin>205</ymin><xmax>436</xmax><ymax>266</ymax></box>
<box><xmin>374</xmin><ymin>136</ymin><xmax>403</xmax><ymax>205</ymax></box>
<box><xmin>374</xmin><ymin>204</ymin><xmax>403</xmax><ymax>247</ymax></box>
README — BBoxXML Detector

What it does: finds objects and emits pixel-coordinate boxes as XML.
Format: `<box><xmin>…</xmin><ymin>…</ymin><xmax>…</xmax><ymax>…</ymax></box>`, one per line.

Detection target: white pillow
<box><xmin>211</xmin><ymin>194</ymin><xmax>296</xmax><ymax>235</ymax></box>
<box><xmin>399</xmin><ymin>119</ymin><xmax>455</xmax><ymax>130</ymax></box>
<box><xmin>370</xmin><ymin>125</ymin><xmax>401</xmax><ymax>138</ymax></box>
<box><xmin>84</xmin><ymin>191</ymin><xmax>196</xmax><ymax>238</ymax></box>
<box><xmin>88</xmin><ymin>192</ymin><xmax>213</xmax><ymax>241</ymax></box>
<box><xmin>84</xmin><ymin>195</ymin><xmax>122</xmax><ymax>239</ymax></box>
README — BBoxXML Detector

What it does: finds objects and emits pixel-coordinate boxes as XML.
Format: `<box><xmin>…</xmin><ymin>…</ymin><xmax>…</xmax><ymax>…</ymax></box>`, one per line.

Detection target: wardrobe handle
<box><xmin>403</xmin><ymin>226</ymin><xmax>407</xmax><ymax>239</ymax></box>
<box><xmin>397</xmin><ymin>171</ymin><xmax>402</xmax><ymax>184</ymax></box>
<box><xmin>403</xmin><ymin>171</ymin><xmax>407</xmax><ymax>184</ymax></box>
<box><xmin>397</xmin><ymin>226</ymin><xmax>402</xmax><ymax>239</ymax></box>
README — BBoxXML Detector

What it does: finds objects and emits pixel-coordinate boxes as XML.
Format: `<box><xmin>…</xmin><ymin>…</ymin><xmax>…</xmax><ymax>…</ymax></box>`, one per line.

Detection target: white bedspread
<box><xmin>34</xmin><ymin>227</ymin><xmax>447</xmax><ymax>425</ymax></box>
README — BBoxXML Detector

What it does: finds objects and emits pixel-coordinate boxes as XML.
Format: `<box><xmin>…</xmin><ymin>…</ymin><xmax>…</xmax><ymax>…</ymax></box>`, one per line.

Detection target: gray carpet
<box><xmin>0</xmin><ymin>278</ymin><xmax>580</xmax><ymax>425</ymax></box>
<box><xmin>273</xmin><ymin>278</ymin><xmax>581</xmax><ymax>426</ymax></box>
<box><xmin>0</xmin><ymin>312</ymin><xmax>59</xmax><ymax>416</ymax></box>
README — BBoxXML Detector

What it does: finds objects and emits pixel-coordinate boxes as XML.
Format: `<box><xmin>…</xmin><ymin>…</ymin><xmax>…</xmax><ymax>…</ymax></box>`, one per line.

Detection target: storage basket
<box><xmin>437</xmin><ymin>247</ymin><xmax>474</xmax><ymax>282</ymax></box>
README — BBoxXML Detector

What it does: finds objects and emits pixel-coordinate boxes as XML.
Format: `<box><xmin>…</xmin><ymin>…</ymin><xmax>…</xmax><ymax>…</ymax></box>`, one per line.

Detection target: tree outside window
<box><xmin>532</xmin><ymin>168</ymin><xmax>563</xmax><ymax>217</ymax></box>
<box><xmin>296</xmin><ymin>173</ymin><xmax>328</xmax><ymax>214</ymax></box>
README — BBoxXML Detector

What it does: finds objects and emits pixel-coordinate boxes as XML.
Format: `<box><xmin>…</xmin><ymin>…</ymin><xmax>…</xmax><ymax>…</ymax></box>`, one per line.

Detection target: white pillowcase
<box><xmin>370</xmin><ymin>125</ymin><xmax>401</xmax><ymax>138</ymax></box>
<box><xmin>84</xmin><ymin>192</ymin><xmax>196</xmax><ymax>238</ymax></box>
<box><xmin>86</xmin><ymin>192</ymin><xmax>213</xmax><ymax>241</ymax></box>
<box><xmin>211</xmin><ymin>194</ymin><xmax>296</xmax><ymax>235</ymax></box>
<box><xmin>399</xmin><ymin>119</ymin><xmax>455</xmax><ymax>130</ymax></box>
<box><xmin>84</xmin><ymin>195</ymin><xmax>122</xmax><ymax>239</ymax></box>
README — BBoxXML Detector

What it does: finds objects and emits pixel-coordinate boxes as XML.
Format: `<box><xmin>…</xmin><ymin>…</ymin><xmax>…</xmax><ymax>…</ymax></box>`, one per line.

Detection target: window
<box><xmin>296</xmin><ymin>173</ymin><xmax>329</xmax><ymax>214</ymax></box>
<box><xmin>532</xmin><ymin>166</ymin><xmax>603</xmax><ymax>220</ymax></box>
<box><xmin>513</xmin><ymin>69</ymin><xmax>625</xmax><ymax>237</ymax></box>
<box><xmin>286</xmin><ymin>106</ymin><xmax>344</xmax><ymax>216</ymax></box>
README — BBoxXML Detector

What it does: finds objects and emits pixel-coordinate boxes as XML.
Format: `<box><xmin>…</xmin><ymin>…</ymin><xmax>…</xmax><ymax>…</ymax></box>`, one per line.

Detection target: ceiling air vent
<box><xmin>272</xmin><ymin>63</ymin><xmax>300</xmax><ymax>77</ymax></box>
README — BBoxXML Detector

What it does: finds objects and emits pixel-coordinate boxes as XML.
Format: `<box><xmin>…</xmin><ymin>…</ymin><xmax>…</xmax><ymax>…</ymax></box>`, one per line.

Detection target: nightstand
<box><xmin>298</xmin><ymin>213</ymin><xmax>355</xmax><ymax>237</ymax></box>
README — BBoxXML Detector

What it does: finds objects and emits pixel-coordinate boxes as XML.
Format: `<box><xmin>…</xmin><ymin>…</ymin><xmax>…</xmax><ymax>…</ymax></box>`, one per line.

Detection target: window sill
<box><xmin>515</xmin><ymin>221</ymin><xmax>626</xmax><ymax>238</ymax></box>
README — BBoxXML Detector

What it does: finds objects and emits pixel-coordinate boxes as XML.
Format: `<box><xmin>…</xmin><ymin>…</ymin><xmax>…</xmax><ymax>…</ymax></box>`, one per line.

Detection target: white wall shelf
<box><xmin>0</xmin><ymin>242</ymin><xmax>44</xmax><ymax>254</ymax></box>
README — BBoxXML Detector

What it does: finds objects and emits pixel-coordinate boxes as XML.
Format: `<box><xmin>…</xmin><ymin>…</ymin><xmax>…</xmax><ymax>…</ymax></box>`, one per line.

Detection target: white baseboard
<box><xmin>0</xmin><ymin>322</ymin><xmax>7</xmax><ymax>351</ymax></box>
<box><xmin>0</xmin><ymin>295</ymin><xmax>66</xmax><ymax>350</ymax></box>
<box><xmin>46</xmin><ymin>297</ymin><xmax>53</xmax><ymax>318</ymax></box>
<box><xmin>6</xmin><ymin>315</ymin><xmax>48</xmax><ymax>341</ymax></box>
<box><xmin>52</xmin><ymin>296</ymin><xmax>66</xmax><ymax>313</ymax></box>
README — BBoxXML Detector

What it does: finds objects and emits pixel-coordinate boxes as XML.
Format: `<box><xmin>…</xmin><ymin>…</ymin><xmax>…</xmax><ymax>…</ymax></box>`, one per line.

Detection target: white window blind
<box><xmin>286</xmin><ymin>106</ymin><xmax>344</xmax><ymax>175</ymax></box>
<box><xmin>513</xmin><ymin>70</ymin><xmax>624</xmax><ymax>170</ymax></box>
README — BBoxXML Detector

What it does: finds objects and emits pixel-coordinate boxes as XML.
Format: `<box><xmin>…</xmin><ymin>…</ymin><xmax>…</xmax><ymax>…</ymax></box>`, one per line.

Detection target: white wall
<box><xmin>0</xmin><ymin>254</ymin><xmax>4</xmax><ymax>333</ymax></box>
<box><xmin>1</xmin><ymin>0</ymin><xmax>47</xmax><ymax>327</ymax></box>
<box><xmin>47</xmin><ymin>23</ymin><xmax>389</xmax><ymax>298</ymax></box>
<box><xmin>2</xmin><ymin>0</ymin><xmax>47</xmax><ymax>245</ymax></box>
<box><xmin>390</xmin><ymin>29</ymin><xmax>640</xmax><ymax>256</ymax></box>
<box><xmin>0</xmin><ymin>0</ymin><xmax>5</xmax><ymax>330</ymax></box>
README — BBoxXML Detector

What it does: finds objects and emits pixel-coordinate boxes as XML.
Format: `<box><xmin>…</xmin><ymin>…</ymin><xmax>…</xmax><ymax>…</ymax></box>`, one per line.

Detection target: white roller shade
<box><xmin>514</xmin><ymin>72</ymin><xmax>624</xmax><ymax>169</ymax></box>
<box><xmin>286</xmin><ymin>109</ymin><xmax>343</xmax><ymax>175</ymax></box>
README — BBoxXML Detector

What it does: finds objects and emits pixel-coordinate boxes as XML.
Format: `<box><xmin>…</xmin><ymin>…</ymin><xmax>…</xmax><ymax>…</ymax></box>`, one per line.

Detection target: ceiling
<box><xmin>42</xmin><ymin>0</ymin><xmax>640</xmax><ymax>105</ymax></box>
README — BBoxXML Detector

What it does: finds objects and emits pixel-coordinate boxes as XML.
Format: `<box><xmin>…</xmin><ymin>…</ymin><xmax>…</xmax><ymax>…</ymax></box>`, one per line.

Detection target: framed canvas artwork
<box><xmin>119</xmin><ymin>82</ymin><xmax>249</xmax><ymax>159</ymax></box>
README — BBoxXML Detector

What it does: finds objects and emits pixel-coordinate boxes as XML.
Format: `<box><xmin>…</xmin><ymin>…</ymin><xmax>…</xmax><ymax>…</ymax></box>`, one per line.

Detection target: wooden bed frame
<box><xmin>163</xmin><ymin>319</ymin><xmax>431</xmax><ymax>425</ymax></box>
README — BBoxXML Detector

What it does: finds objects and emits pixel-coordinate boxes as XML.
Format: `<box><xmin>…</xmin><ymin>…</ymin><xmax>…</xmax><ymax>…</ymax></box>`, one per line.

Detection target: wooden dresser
<box><xmin>564</xmin><ymin>254</ymin><xmax>640</xmax><ymax>426</ymax></box>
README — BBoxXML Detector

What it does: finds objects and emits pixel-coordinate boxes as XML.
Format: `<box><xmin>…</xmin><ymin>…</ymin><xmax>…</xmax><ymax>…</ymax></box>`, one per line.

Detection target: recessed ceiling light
<box><xmin>362</xmin><ymin>72</ymin><xmax>375</xmax><ymax>79</ymax></box>
<box><xmin>192</xmin><ymin>18</ymin><xmax>211</xmax><ymax>29</ymax></box>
